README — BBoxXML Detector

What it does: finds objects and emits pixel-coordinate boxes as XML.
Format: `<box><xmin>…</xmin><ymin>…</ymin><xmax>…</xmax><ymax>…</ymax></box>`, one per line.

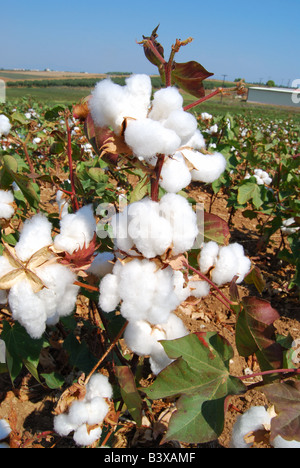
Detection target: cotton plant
<box><xmin>89</xmin><ymin>75</ymin><xmax>227</xmax><ymax>194</ymax></box>
<box><xmin>0</xmin><ymin>203</ymin><xmax>98</xmax><ymax>339</ymax></box>
<box><xmin>54</xmin><ymin>373</ymin><xmax>112</xmax><ymax>446</ymax></box>
<box><xmin>244</xmin><ymin>168</ymin><xmax>272</xmax><ymax>186</ymax></box>
<box><xmin>0</xmin><ymin>190</ymin><xmax>15</xmax><ymax>221</ymax></box>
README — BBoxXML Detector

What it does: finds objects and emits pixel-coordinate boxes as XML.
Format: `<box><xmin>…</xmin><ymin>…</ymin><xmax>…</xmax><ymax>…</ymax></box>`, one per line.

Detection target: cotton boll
<box><xmin>53</xmin><ymin>413</ymin><xmax>76</xmax><ymax>437</ymax></box>
<box><xmin>164</xmin><ymin>313</ymin><xmax>189</xmax><ymax>340</ymax></box>
<box><xmin>182</xmin><ymin>149</ymin><xmax>226</xmax><ymax>183</ymax></box>
<box><xmin>56</xmin><ymin>190</ymin><xmax>69</xmax><ymax>218</ymax></box>
<box><xmin>98</xmin><ymin>273</ymin><xmax>121</xmax><ymax>312</ymax></box>
<box><xmin>89</xmin><ymin>79</ymin><xmax>127</xmax><ymax>133</ymax></box>
<box><xmin>210</xmin><ymin>245</ymin><xmax>238</xmax><ymax>286</ymax></box>
<box><xmin>127</xmin><ymin>198</ymin><xmax>173</xmax><ymax>258</ymax></box>
<box><xmin>230</xmin><ymin>406</ymin><xmax>272</xmax><ymax>448</ymax></box>
<box><xmin>110</xmin><ymin>206</ymin><xmax>135</xmax><ymax>254</ymax></box>
<box><xmin>198</xmin><ymin>241</ymin><xmax>219</xmax><ymax>274</ymax></box>
<box><xmin>272</xmin><ymin>435</ymin><xmax>300</xmax><ymax>449</ymax></box>
<box><xmin>188</xmin><ymin>278</ymin><xmax>210</xmax><ymax>298</ymax></box>
<box><xmin>85</xmin><ymin>373</ymin><xmax>113</xmax><ymax>401</ymax></box>
<box><xmin>184</xmin><ymin>129</ymin><xmax>206</xmax><ymax>150</ymax></box>
<box><xmin>0</xmin><ymin>419</ymin><xmax>11</xmax><ymax>440</ymax></box>
<box><xmin>54</xmin><ymin>204</ymin><xmax>96</xmax><ymax>254</ymax></box>
<box><xmin>159</xmin><ymin>153</ymin><xmax>192</xmax><ymax>193</ymax></box>
<box><xmin>0</xmin><ymin>190</ymin><xmax>14</xmax><ymax>220</ymax></box>
<box><xmin>0</xmin><ymin>115</ymin><xmax>11</xmax><ymax>137</ymax></box>
<box><xmin>124</xmin><ymin>74</ymin><xmax>152</xmax><ymax>117</ymax></box>
<box><xmin>86</xmin><ymin>397</ymin><xmax>110</xmax><ymax>425</ymax></box>
<box><xmin>15</xmin><ymin>213</ymin><xmax>53</xmax><ymax>262</ymax></box>
<box><xmin>124</xmin><ymin>320</ymin><xmax>156</xmax><ymax>356</ymax></box>
<box><xmin>87</xmin><ymin>251</ymin><xmax>115</xmax><ymax>277</ymax></box>
<box><xmin>172</xmin><ymin>270</ymin><xmax>190</xmax><ymax>302</ymax></box>
<box><xmin>149</xmin><ymin>87</ymin><xmax>183</xmax><ymax>121</ymax></box>
<box><xmin>124</xmin><ymin>118</ymin><xmax>181</xmax><ymax>163</ymax></box>
<box><xmin>8</xmin><ymin>280</ymin><xmax>47</xmax><ymax>339</ymax></box>
<box><xmin>73</xmin><ymin>423</ymin><xmax>102</xmax><ymax>446</ymax></box>
<box><xmin>163</xmin><ymin>110</ymin><xmax>198</xmax><ymax>145</ymax></box>
<box><xmin>159</xmin><ymin>193</ymin><xmax>198</xmax><ymax>255</ymax></box>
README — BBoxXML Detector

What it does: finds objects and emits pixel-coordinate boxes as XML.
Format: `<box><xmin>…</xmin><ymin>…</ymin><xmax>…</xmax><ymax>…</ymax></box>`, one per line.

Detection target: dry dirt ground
<box><xmin>0</xmin><ymin>182</ymin><xmax>299</xmax><ymax>449</ymax></box>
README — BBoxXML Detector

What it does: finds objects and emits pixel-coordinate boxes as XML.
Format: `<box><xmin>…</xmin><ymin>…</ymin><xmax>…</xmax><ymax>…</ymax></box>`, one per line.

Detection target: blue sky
<box><xmin>1</xmin><ymin>0</ymin><xmax>299</xmax><ymax>85</ymax></box>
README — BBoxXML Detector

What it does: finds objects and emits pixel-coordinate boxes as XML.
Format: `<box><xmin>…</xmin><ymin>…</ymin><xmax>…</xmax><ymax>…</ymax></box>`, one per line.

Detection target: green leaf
<box><xmin>237</xmin><ymin>181</ymin><xmax>263</xmax><ymax>208</ymax></box>
<box><xmin>244</xmin><ymin>267</ymin><xmax>266</xmax><ymax>294</ymax></box>
<box><xmin>41</xmin><ymin>372</ymin><xmax>65</xmax><ymax>389</ymax></box>
<box><xmin>115</xmin><ymin>366</ymin><xmax>143</xmax><ymax>427</ymax></box>
<box><xmin>63</xmin><ymin>333</ymin><xmax>98</xmax><ymax>374</ymax></box>
<box><xmin>144</xmin><ymin>332</ymin><xmax>246</xmax><ymax>443</ymax></box>
<box><xmin>203</xmin><ymin>212</ymin><xmax>230</xmax><ymax>244</ymax></box>
<box><xmin>0</xmin><ymin>321</ymin><xmax>46</xmax><ymax>382</ymax></box>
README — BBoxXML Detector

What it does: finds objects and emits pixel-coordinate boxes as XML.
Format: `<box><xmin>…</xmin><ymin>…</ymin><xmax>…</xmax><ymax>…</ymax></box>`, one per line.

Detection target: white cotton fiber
<box><xmin>124</xmin><ymin>312</ymin><xmax>188</xmax><ymax>374</ymax></box>
<box><xmin>8</xmin><ymin>280</ymin><xmax>47</xmax><ymax>339</ymax></box>
<box><xmin>159</xmin><ymin>193</ymin><xmax>199</xmax><ymax>255</ymax></box>
<box><xmin>37</xmin><ymin>263</ymin><xmax>79</xmax><ymax>324</ymax></box>
<box><xmin>98</xmin><ymin>273</ymin><xmax>121</xmax><ymax>312</ymax></box>
<box><xmin>0</xmin><ymin>419</ymin><xmax>11</xmax><ymax>440</ymax></box>
<box><xmin>163</xmin><ymin>110</ymin><xmax>198</xmax><ymax>145</ymax></box>
<box><xmin>149</xmin><ymin>87</ymin><xmax>183</xmax><ymax>121</ymax></box>
<box><xmin>198</xmin><ymin>241</ymin><xmax>219</xmax><ymax>274</ymax></box>
<box><xmin>184</xmin><ymin>129</ymin><xmax>206</xmax><ymax>150</ymax></box>
<box><xmin>187</xmin><ymin>278</ymin><xmax>210</xmax><ymax>298</ymax></box>
<box><xmin>89</xmin><ymin>75</ymin><xmax>151</xmax><ymax>134</ymax></box>
<box><xmin>124</xmin><ymin>118</ymin><xmax>181</xmax><ymax>163</ymax></box>
<box><xmin>0</xmin><ymin>190</ymin><xmax>14</xmax><ymax>220</ymax></box>
<box><xmin>85</xmin><ymin>373</ymin><xmax>113</xmax><ymax>401</ymax></box>
<box><xmin>15</xmin><ymin>213</ymin><xmax>53</xmax><ymax>262</ymax></box>
<box><xmin>182</xmin><ymin>149</ymin><xmax>226</xmax><ymax>183</ymax></box>
<box><xmin>272</xmin><ymin>435</ymin><xmax>300</xmax><ymax>449</ymax></box>
<box><xmin>230</xmin><ymin>406</ymin><xmax>272</xmax><ymax>448</ymax></box>
<box><xmin>87</xmin><ymin>251</ymin><xmax>115</xmax><ymax>277</ymax></box>
<box><xmin>53</xmin><ymin>413</ymin><xmax>76</xmax><ymax>437</ymax></box>
<box><xmin>0</xmin><ymin>115</ymin><xmax>11</xmax><ymax>137</ymax></box>
<box><xmin>73</xmin><ymin>424</ymin><xmax>102</xmax><ymax>447</ymax></box>
<box><xmin>54</xmin><ymin>204</ymin><xmax>96</xmax><ymax>254</ymax></box>
<box><xmin>56</xmin><ymin>190</ymin><xmax>69</xmax><ymax>218</ymax></box>
<box><xmin>159</xmin><ymin>153</ymin><xmax>192</xmax><ymax>193</ymax></box>
<box><xmin>99</xmin><ymin>259</ymin><xmax>180</xmax><ymax>324</ymax></box>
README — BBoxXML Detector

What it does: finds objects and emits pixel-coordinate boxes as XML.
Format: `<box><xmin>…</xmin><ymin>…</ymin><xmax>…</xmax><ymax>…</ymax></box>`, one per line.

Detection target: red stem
<box><xmin>183</xmin><ymin>88</ymin><xmax>223</xmax><ymax>111</ymax></box>
<box><xmin>150</xmin><ymin>154</ymin><xmax>165</xmax><ymax>202</ymax></box>
<box><xmin>184</xmin><ymin>261</ymin><xmax>234</xmax><ymax>306</ymax></box>
<box><xmin>237</xmin><ymin>367</ymin><xmax>300</xmax><ymax>380</ymax></box>
<box><xmin>65</xmin><ymin>115</ymin><xmax>79</xmax><ymax>212</ymax></box>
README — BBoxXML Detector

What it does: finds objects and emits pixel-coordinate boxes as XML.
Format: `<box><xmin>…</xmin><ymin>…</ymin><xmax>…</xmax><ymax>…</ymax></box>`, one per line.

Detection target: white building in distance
<box><xmin>247</xmin><ymin>86</ymin><xmax>300</xmax><ymax>108</ymax></box>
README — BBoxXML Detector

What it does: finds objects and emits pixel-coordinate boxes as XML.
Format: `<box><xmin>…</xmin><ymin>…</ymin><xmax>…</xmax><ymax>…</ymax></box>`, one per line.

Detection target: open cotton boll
<box><xmin>211</xmin><ymin>243</ymin><xmax>251</xmax><ymax>286</ymax></box>
<box><xmin>0</xmin><ymin>115</ymin><xmax>11</xmax><ymax>137</ymax></box>
<box><xmin>53</xmin><ymin>413</ymin><xmax>76</xmax><ymax>437</ymax></box>
<box><xmin>89</xmin><ymin>75</ymin><xmax>151</xmax><ymax>134</ymax></box>
<box><xmin>272</xmin><ymin>435</ymin><xmax>300</xmax><ymax>449</ymax></box>
<box><xmin>124</xmin><ymin>320</ymin><xmax>158</xmax><ymax>356</ymax></box>
<box><xmin>37</xmin><ymin>263</ymin><xmax>79</xmax><ymax>324</ymax></box>
<box><xmin>98</xmin><ymin>273</ymin><xmax>121</xmax><ymax>312</ymax></box>
<box><xmin>110</xmin><ymin>206</ymin><xmax>135</xmax><ymax>254</ymax></box>
<box><xmin>0</xmin><ymin>419</ymin><xmax>11</xmax><ymax>441</ymax></box>
<box><xmin>198</xmin><ymin>241</ymin><xmax>219</xmax><ymax>274</ymax></box>
<box><xmin>230</xmin><ymin>406</ymin><xmax>272</xmax><ymax>448</ymax></box>
<box><xmin>0</xmin><ymin>190</ymin><xmax>14</xmax><ymax>220</ymax></box>
<box><xmin>85</xmin><ymin>373</ymin><xmax>113</xmax><ymax>401</ymax></box>
<box><xmin>163</xmin><ymin>109</ymin><xmax>198</xmax><ymax>145</ymax></box>
<box><xmin>56</xmin><ymin>190</ymin><xmax>70</xmax><ymax>218</ymax></box>
<box><xmin>159</xmin><ymin>193</ymin><xmax>199</xmax><ymax>255</ymax></box>
<box><xmin>73</xmin><ymin>424</ymin><xmax>102</xmax><ymax>447</ymax></box>
<box><xmin>54</xmin><ymin>204</ymin><xmax>96</xmax><ymax>255</ymax></box>
<box><xmin>15</xmin><ymin>213</ymin><xmax>53</xmax><ymax>262</ymax></box>
<box><xmin>159</xmin><ymin>153</ymin><xmax>192</xmax><ymax>193</ymax></box>
<box><xmin>148</xmin><ymin>87</ymin><xmax>183</xmax><ymax>121</ymax></box>
<box><xmin>87</xmin><ymin>251</ymin><xmax>115</xmax><ymax>277</ymax></box>
<box><xmin>182</xmin><ymin>149</ymin><xmax>227</xmax><ymax>183</ymax></box>
<box><xmin>184</xmin><ymin>128</ymin><xmax>206</xmax><ymax>150</ymax></box>
<box><xmin>127</xmin><ymin>198</ymin><xmax>173</xmax><ymax>258</ymax></box>
<box><xmin>124</xmin><ymin>118</ymin><xmax>181</xmax><ymax>164</ymax></box>
<box><xmin>8</xmin><ymin>280</ymin><xmax>47</xmax><ymax>339</ymax></box>
<box><xmin>187</xmin><ymin>278</ymin><xmax>210</xmax><ymax>298</ymax></box>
